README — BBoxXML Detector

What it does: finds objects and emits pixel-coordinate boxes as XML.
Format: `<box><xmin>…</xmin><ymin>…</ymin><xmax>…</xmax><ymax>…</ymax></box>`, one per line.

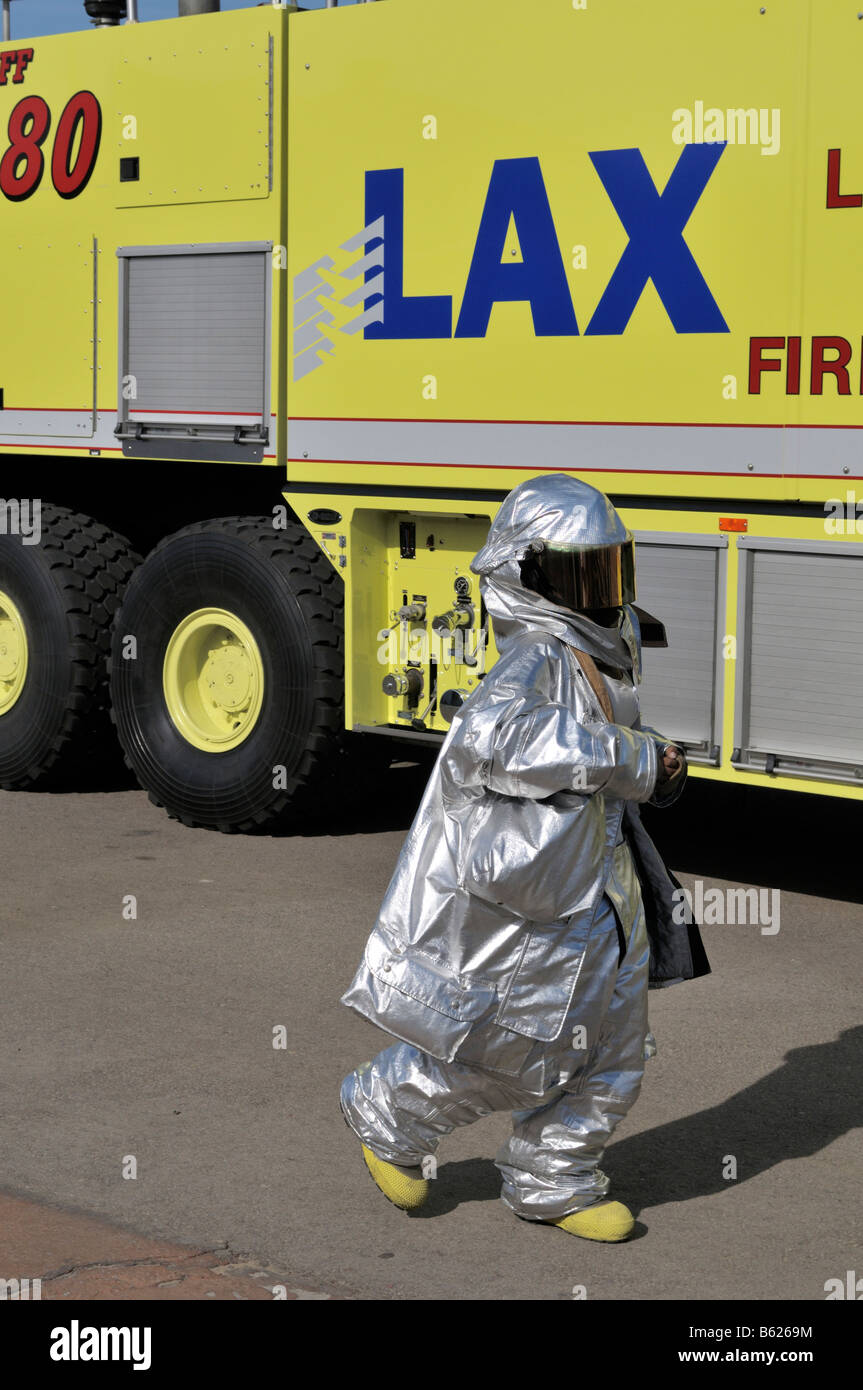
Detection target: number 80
<box><xmin>0</xmin><ymin>91</ymin><xmax>102</xmax><ymax>202</ymax></box>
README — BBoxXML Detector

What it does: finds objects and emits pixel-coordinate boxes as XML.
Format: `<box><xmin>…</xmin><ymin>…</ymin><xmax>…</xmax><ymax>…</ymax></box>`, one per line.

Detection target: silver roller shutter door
<box><xmin>125</xmin><ymin>251</ymin><xmax>267</xmax><ymax>415</ymax></box>
<box><xmin>737</xmin><ymin>542</ymin><xmax>863</xmax><ymax>777</ymax></box>
<box><xmin>633</xmin><ymin>537</ymin><xmax>724</xmax><ymax>761</ymax></box>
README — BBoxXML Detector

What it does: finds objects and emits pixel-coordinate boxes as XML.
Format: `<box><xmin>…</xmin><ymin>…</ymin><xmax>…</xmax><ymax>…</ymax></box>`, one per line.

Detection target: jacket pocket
<box><xmin>453</xmin><ymin>1015</ymin><xmax>546</xmax><ymax>1082</ymax></box>
<box><xmin>493</xmin><ymin>910</ymin><xmax>595</xmax><ymax>1042</ymax></box>
<box><xmin>457</xmin><ymin>790</ymin><xmax>598</xmax><ymax>924</ymax></box>
<box><xmin>364</xmin><ymin>928</ymin><xmax>497</xmax><ymax>1063</ymax></box>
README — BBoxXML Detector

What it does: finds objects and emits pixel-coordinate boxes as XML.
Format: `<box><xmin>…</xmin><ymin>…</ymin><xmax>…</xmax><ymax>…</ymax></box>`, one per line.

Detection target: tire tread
<box><xmin>109</xmin><ymin>515</ymin><xmax>346</xmax><ymax>833</ymax></box>
<box><xmin>0</xmin><ymin>505</ymin><xmax>140</xmax><ymax>789</ymax></box>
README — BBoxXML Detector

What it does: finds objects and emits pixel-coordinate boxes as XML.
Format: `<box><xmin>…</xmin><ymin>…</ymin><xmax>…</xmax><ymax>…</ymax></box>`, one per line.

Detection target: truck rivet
<box><xmin>747</xmin><ymin>462</ymin><xmax>754</xmax><ymax>470</ymax></box>
<box><xmin>843</xmin><ymin>465</ymin><xmax>850</xmax><ymax>474</ymax></box>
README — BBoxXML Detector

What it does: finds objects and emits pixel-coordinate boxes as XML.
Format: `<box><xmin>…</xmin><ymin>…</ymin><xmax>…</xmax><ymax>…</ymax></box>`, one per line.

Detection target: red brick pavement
<box><xmin>0</xmin><ymin>1192</ymin><xmax>349</xmax><ymax>1300</ymax></box>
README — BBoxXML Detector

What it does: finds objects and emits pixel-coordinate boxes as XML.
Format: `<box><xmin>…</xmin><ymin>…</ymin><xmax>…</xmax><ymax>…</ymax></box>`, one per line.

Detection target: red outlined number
<box><xmin>0</xmin><ymin>94</ymin><xmax>50</xmax><ymax>201</ymax></box>
<box><xmin>51</xmin><ymin>91</ymin><xmax>101</xmax><ymax>199</ymax></box>
<box><xmin>0</xmin><ymin>91</ymin><xmax>101</xmax><ymax>201</ymax></box>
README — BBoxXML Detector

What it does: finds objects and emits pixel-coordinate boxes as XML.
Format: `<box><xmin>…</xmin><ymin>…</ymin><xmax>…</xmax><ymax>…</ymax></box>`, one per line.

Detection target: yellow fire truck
<box><xmin>0</xmin><ymin>0</ymin><xmax>861</xmax><ymax>831</ymax></box>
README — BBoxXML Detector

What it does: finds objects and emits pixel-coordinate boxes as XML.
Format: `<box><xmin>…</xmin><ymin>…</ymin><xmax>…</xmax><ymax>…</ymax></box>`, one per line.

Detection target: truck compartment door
<box><xmin>115</xmin><ymin>242</ymin><xmax>272</xmax><ymax>461</ymax></box>
<box><xmin>0</xmin><ymin>239</ymin><xmax>96</xmax><ymax>439</ymax></box>
<box><xmin>633</xmin><ymin>533</ymin><xmax>727</xmax><ymax>765</ymax></box>
<box><xmin>733</xmin><ymin>538</ymin><xmax>863</xmax><ymax>783</ymax></box>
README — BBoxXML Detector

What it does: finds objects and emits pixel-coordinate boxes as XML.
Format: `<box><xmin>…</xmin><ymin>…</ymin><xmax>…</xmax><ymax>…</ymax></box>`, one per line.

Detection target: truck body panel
<box><xmin>1</xmin><ymin>0</ymin><xmax>861</xmax><ymax>808</ymax></box>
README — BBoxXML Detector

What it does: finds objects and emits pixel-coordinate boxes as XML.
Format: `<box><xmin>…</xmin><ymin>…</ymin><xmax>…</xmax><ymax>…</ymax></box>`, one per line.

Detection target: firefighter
<box><xmin>340</xmin><ymin>473</ymin><xmax>704</xmax><ymax>1241</ymax></box>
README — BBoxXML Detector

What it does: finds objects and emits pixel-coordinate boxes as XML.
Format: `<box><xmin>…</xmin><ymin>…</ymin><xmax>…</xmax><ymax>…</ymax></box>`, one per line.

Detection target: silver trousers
<box><xmin>341</xmin><ymin>841</ymin><xmax>649</xmax><ymax>1221</ymax></box>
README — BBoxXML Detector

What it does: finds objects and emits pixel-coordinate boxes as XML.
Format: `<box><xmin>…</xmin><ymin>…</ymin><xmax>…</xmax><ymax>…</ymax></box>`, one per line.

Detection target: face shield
<box><xmin>518</xmin><ymin>536</ymin><xmax>636</xmax><ymax>614</ymax></box>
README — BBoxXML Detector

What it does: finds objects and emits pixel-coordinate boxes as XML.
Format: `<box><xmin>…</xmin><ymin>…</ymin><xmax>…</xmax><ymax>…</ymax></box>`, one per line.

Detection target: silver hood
<box><xmin>470</xmin><ymin>473</ymin><xmax>641</xmax><ymax>676</ymax></box>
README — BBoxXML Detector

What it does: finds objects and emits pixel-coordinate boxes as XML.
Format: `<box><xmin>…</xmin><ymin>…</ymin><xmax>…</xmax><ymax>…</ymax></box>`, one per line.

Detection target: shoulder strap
<box><xmin>569</xmin><ymin>647</ymin><xmax>614</xmax><ymax>723</ymax></box>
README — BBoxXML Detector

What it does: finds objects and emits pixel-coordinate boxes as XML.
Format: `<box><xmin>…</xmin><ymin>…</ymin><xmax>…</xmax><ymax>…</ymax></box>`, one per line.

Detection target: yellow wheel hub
<box><xmin>0</xmin><ymin>589</ymin><xmax>28</xmax><ymax>715</ymax></box>
<box><xmin>162</xmin><ymin>607</ymin><xmax>264</xmax><ymax>752</ymax></box>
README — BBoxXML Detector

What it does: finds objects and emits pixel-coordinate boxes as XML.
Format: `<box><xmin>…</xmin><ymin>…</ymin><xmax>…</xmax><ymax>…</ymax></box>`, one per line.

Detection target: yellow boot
<box><xmin>361</xmin><ymin>1144</ymin><xmax>430</xmax><ymax>1211</ymax></box>
<box><xmin>548</xmin><ymin>1200</ymin><xmax>635</xmax><ymax>1242</ymax></box>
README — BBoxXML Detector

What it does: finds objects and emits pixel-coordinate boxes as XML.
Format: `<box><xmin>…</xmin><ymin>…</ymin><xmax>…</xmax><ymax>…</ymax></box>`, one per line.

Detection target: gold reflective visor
<box><xmin>520</xmin><ymin>539</ymin><xmax>636</xmax><ymax>611</ymax></box>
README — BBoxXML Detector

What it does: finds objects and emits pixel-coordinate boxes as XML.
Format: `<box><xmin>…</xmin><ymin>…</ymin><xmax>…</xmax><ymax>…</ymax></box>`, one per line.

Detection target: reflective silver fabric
<box><xmin>470</xmin><ymin>472</ymin><xmax>642</xmax><ymax>677</ymax></box>
<box><xmin>340</xmin><ymin>474</ymin><xmax>679</xmax><ymax>1219</ymax></box>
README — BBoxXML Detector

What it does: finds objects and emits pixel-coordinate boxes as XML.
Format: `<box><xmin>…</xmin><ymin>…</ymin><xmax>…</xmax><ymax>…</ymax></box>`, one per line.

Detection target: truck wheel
<box><xmin>108</xmin><ymin>517</ymin><xmax>345</xmax><ymax>832</ymax></box>
<box><xmin>0</xmin><ymin>506</ymin><xmax>140</xmax><ymax>788</ymax></box>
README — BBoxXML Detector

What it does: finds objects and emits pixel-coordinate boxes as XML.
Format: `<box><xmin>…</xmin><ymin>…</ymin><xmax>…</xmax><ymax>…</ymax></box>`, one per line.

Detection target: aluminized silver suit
<box><xmin>340</xmin><ymin>474</ymin><xmax>683</xmax><ymax>1220</ymax></box>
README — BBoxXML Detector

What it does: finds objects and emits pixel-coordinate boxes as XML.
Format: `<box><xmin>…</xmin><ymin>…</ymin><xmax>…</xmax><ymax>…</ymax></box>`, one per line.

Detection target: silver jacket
<box><xmin>341</xmin><ymin>475</ymin><xmax>679</xmax><ymax>1066</ymax></box>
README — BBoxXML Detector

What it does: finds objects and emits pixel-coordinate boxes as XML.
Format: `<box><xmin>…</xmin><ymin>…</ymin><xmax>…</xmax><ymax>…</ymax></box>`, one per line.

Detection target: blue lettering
<box><xmin>585</xmin><ymin>144</ymin><xmax>728</xmax><ymax>335</ymax></box>
<box><xmin>363</xmin><ymin>168</ymin><xmax>452</xmax><ymax>339</ymax></box>
<box><xmin>455</xmin><ymin>157</ymin><xmax>579</xmax><ymax>338</ymax></box>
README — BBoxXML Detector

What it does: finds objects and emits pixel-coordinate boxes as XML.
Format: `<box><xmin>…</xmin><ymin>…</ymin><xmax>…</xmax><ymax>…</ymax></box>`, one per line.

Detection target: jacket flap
<box><xmin>365</xmin><ymin>930</ymin><xmax>495</xmax><ymax>1021</ymax></box>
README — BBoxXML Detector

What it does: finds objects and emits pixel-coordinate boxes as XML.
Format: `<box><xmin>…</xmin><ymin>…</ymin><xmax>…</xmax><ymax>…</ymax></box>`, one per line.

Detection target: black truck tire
<box><xmin>108</xmin><ymin>516</ymin><xmax>347</xmax><ymax>832</ymax></box>
<box><xmin>0</xmin><ymin>505</ymin><xmax>140</xmax><ymax>788</ymax></box>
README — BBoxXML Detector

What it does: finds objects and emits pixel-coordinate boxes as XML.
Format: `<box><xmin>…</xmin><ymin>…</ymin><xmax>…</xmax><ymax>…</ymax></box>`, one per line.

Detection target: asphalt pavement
<box><xmin>1</xmin><ymin>761</ymin><xmax>860</xmax><ymax>1300</ymax></box>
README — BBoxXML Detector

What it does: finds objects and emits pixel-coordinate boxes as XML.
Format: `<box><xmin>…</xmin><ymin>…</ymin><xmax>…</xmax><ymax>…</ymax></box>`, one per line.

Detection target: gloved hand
<box><xmin>650</xmin><ymin>740</ymin><xmax>687</xmax><ymax>807</ymax></box>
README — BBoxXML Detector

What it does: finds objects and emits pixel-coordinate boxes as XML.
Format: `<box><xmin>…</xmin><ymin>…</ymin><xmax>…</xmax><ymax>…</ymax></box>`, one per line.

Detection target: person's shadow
<box><xmin>416</xmin><ymin>1027</ymin><xmax>863</xmax><ymax>1218</ymax></box>
<box><xmin>613</xmin><ymin>1025</ymin><xmax>863</xmax><ymax>1215</ymax></box>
